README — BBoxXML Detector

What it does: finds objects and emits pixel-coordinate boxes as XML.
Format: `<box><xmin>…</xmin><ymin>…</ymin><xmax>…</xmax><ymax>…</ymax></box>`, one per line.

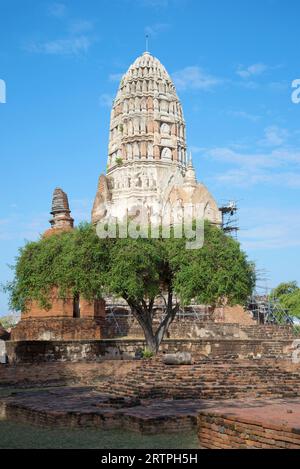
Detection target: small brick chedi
<box><xmin>11</xmin><ymin>188</ymin><xmax>105</xmax><ymax>342</ymax></box>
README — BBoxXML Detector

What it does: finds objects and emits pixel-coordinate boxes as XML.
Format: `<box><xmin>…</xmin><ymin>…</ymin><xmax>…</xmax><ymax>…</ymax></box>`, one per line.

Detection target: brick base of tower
<box><xmin>11</xmin><ymin>293</ymin><xmax>106</xmax><ymax>341</ymax></box>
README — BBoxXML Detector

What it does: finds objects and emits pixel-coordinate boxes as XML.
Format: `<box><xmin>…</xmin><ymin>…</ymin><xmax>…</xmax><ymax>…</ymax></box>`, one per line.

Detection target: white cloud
<box><xmin>25</xmin><ymin>35</ymin><xmax>92</xmax><ymax>55</ymax></box>
<box><xmin>0</xmin><ymin>198</ymin><xmax>92</xmax><ymax>243</ymax></box>
<box><xmin>239</xmin><ymin>207</ymin><xmax>300</xmax><ymax>250</ymax></box>
<box><xmin>172</xmin><ymin>66</ymin><xmax>221</xmax><ymax>91</ymax></box>
<box><xmin>47</xmin><ymin>2</ymin><xmax>67</xmax><ymax>18</ymax></box>
<box><xmin>139</xmin><ymin>0</ymin><xmax>169</xmax><ymax>6</ymax></box>
<box><xmin>205</xmin><ymin>138</ymin><xmax>300</xmax><ymax>188</ymax></box>
<box><xmin>268</xmin><ymin>81</ymin><xmax>289</xmax><ymax>92</ymax></box>
<box><xmin>237</xmin><ymin>63</ymin><xmax>268</xmax><ymax>79</ymax></box>
<box><xmin>109</xmin><ymin>73</ymin><xmax>124</xmax><ymax>83</ymax></box>
<box><xmin>99</xmin><ymin>93</ymin><xmax>114</xmax><ymax>108</ymax></box>
<box><xmin>236</xmin><ymin>80</ymin><xmax>260</xmax><ymax>90</ymax></box>
<box><xmin>68</xmin><ymin>19</ymin><xmax>94</xmax><ymax>34</ymax></box>
<box><xmin>28</xmin><ymin>5</ymin><xmax>95</xmax><ymax>56</ymax></box>
<box><xmin>138</xmin><ymin>0</ymin><xmax>186</xmax><ymax>6</ymax></box>
<box><xmin>0</xmin><ymin>213</ymin><xmax>48</xmax><ymax>241</ymax></box>
<box><xmin>213</xmin><ymin>168</ymin><xmax>300</xmax><ymax>188</ymax></box>
<box><xmin>227</xmin><ymin>110</ymin><xmax>261</xmax><ymax>122</ymax></box>
<box><xmin>205</xmin><ymin>147</ymin><xmax>300</xmax><ymax>169</ymax></box>
<box><xmin>145</xmin><ymin>23</ymin><xmax>170</xmax><ymax>37</ymax></box>
<box><xmin>190</xmin><ymin>146</ymin><xmax>206</xmax><ymax>154</ymax></box>
<box><xmin>70</xmin><ymin>198</ymin><xmax>92</xmax><ymax>222</ymax></box>
<box><xmin>0</xmin><ymin>218</ymin><xmax>10</xmax><ymax>227</ymax></box>
<box><xmin>260</xmin><ymin>125</ymin><xmax>288</xmax><ymax>147</ymax></box>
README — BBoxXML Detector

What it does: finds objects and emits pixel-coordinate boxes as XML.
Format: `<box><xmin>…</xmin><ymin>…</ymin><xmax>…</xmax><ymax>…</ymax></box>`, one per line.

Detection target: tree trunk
<box><xmin>128</xmin><ymin>295</ymin><xmax>179</xmax><ymax>355</ymax></box>
<box><xmin>137</xmin><ymin>312</ymin><xmax>159</xmax><ymax>354</ymax></box>
<box><xmin>143</xmin><ymin>329</ymin><xmax>159</xmax><ymax>354</ymax></box>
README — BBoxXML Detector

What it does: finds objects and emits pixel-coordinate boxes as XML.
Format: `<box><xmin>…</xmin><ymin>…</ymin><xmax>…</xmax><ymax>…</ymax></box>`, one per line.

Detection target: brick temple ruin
<box><xmin>10</xmin><ymin>51</ymin><xmax>252</xmax><ymax>352</ymax></box>
<box><xmin>2</xmin><ymin>52</ymin><xmax>300</xmax><ymax>449</ymax></box>
<box><xmin>10</xmin><ymin>185</ymin><xmax>258</xmax><ymax>356</ymax></box>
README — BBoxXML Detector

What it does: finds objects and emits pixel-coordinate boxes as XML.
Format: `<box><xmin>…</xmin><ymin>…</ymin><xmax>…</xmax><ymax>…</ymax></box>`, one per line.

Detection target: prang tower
<box><xmin>92</xmin><ymin>52</ymin><xmax>221</xmax><ymax>226</ymax></box>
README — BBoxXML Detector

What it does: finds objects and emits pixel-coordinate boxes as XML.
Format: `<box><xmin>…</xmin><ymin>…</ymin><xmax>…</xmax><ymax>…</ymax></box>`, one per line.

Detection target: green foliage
<box><xmin>141</xmin><ymin>348</ymin><xmax>154</xmax><ymax>359</ymax></box>
<box><xmin>271</xmin><ymin>281</ymin><xmax>300</xmax><ymax>318</ymax></box>
<box><xmin>166</xmin><ymin>222</ymin><xmax>255</xmax><ymax>307</ymax></box>
<box><xmin>115</xmin><ymin>157</ymin><xmax>123</xmax><ymax>166</ymax></box>
<box><xmin>105</xmin><ymin>222</ymin><xmax>254</xmax><ymax>308</ymax></box>
<box><xmin>5</xmin><ymin>223</ymin><xmax>109</xmax><ymax>311</ymax></box>
<box><xmin>105</xmin><ymin>237</ymin><xmax>162</xmax><ymax>302</ymax></box>
<box><xmin>272</xmin><ymin>281</ymin><xmax>298</xmax><ymax>297</ymax></box>
<box><xmin>293</xmin><ymin>325</ymin><xmax>300</xmax><ymax>336</ymax></box>
<box><xmin>6</xmin><ymin>221</ymin><xmax>255</xmax><ymax>352</ymax></box>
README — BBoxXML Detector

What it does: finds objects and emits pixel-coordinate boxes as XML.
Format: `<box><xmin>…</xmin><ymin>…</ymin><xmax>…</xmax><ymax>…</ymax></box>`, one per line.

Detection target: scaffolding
<box><xmin>247</xmin><ymin>295</ymin><xmax>294</xmax><ymax>325</ymax></box>
<box><xmin>246</xmin><ymin>265</ymin><xmax>294</xmax><ymax>326</ymax></box>
<box><xmin>105</xmin><ymin>301</ymin><xmax>211</xmax><ymax>336</ymax></box>
<box><xmin>105</xmin><ymin>304</ymin><xmax>131</xmax><ymax>335</ymax></box>
<box><xmin>219</xmin><ymin>201</ymin><xmax>239</xmax><ymax>237</ymax></box>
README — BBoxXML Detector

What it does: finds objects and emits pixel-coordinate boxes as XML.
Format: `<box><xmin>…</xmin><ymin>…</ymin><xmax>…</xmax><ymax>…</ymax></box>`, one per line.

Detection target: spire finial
<box><xmin>145</xmin><ymin>34</ymin><xmax>149</xmax><ymax>53</ymax></box>
<box><xmin>185</xmin><ymin>152</ymin><xmax>197</xmax><ymax>185</ymax></box>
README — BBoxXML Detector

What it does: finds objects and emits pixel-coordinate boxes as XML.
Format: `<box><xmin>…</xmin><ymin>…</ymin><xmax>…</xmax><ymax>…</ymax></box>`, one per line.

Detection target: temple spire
<box><xmin>49</xmin><ymin>187</ymin><xmax>74</xmax><ymax>230</ymax></box>
<box><xmin>185</xmin><ymin>151</ymin><xmax>197</xmax><ymax>185</ymax></box>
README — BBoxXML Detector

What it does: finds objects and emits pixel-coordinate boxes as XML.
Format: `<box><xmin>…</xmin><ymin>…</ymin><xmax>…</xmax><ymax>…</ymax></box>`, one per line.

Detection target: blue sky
<box><xmin>0</xmin><ymin>0</ymin><xmax>300</xmax><ymax>313</ymax></box>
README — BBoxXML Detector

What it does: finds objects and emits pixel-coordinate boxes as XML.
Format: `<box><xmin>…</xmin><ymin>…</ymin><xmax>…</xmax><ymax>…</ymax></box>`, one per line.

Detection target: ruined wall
<box><xmin>213</xmin><ymin>305</ymin><xmax>255</xmax><ymax>325</ymax></box>
<box><xmin>10</xmin><ymin>318</ymin><xmax>105</xmax><ymax>341</ymax></box>
<box><xmin>6</xmin><ymin>337</ymin><xmax>296</xmax><ymax>364</ymax></box>
<box><xmin>13</xmin><ymin>294</ymin><xmax>106</xmax><ymax>341</ymax></box>
<box><xmin>21</xmin><ymin>292</ymin><xmax>105</xmax><ymax>321</ymax></box>
<box><xmin>104</xmin><ymin>315</ymin><xmax>295</xmax><ymax>341</ymax></box>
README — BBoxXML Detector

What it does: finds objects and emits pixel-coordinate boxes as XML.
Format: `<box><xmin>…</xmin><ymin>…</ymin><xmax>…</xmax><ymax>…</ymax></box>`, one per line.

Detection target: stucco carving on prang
<box><xmin>92</xmin><ymin>52</ymin><xmax>222</xmax><ymax>228</ymax></box>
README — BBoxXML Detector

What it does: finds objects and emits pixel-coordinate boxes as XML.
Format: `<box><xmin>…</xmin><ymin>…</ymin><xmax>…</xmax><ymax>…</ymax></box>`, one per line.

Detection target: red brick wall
<box><xmin>6</xmin><ymin>337</ymin><xmax>297</xmax><ymax>363</ymax></box>
<box><xmin>23</xmin><ymin>295</ymin><xmax>73</xmax><ymax>320</ymax></box>
<box><xmin>11</xmin><ymin>318</ymin><xmax>104</xmax><ymax>341</ymax></box>
<box><xmin>213</xmin><ymin>305</ymin><xmax>255</xmax><ymax>325</ymax></box>
<box><xmin>21</xmin><ymin>289</ymin><xmax>105</xmax><ymax>321</ymax></box>
<box><xmin>198</xmin><ymin>412</ymin><xmax>300</xmax><ymax>449</ymax></box>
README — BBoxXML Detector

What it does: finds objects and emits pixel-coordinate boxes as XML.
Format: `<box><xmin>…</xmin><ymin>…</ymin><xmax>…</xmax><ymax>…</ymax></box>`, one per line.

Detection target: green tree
<box><xmin>5</xmin><ymin>223</ymin><xmax>109</xmax><ymax>311</ymax></box>
<box><xmin>105</xmin><ymin>223</ymin><xmax>254</xmax><ymax>352</ymax></box>
<box><xmin>271</xmin><ymin>281</ymin><xmax>300</xmax><ymax>318</ymax></box>
<box><xmin>6</xmin><ymin>222</ymin><xmax>255</xmax><ymax>354</ymax></box>
<box><xmin>271</xmin><ymin>281</ymin><xmax>298</xmax><ymax>298</ymax></box>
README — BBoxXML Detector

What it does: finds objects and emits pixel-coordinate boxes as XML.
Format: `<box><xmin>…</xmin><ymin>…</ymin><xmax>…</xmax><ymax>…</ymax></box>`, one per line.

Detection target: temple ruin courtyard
<box><xmin>1</xmin><ymin>45</ymin><xmax>300</xmax><ymax>451</ymax></box>
<box><xmin>1</xmin><ymin>331</ymin><xmax>300</xmax><ymax>449</ymax></box>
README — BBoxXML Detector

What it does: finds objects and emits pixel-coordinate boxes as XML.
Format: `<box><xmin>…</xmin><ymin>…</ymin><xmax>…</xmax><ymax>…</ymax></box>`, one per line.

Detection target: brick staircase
<box><xmin>95</xmin><ymin>359</ymin><xmax>300</xmax><ymax>401</ymax></box>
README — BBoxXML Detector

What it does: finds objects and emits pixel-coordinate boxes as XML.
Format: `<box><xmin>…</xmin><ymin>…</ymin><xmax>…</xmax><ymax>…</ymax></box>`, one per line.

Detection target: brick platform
<box><xmin>2</xmin><ymin>387</ymin><xmax>201</xmax><ymax>434</ymax></box>
<box><xmin>0</xmin><ymin>361</ymin><xmax>139</xmax><ymax>388</ymax></box>
<box><xmin>2</xmin><ymin>359</ymin><xmax>300</xmax><ymax>446</ymax></box>
<box><xmin>197</xmin><ymin>400</ymin><xmax>300</xmax><ymax>449</ymax></box>
<box><xmin>2</xmin><ymin>385</ymin><xmax>300</xmax><ymax>444</ymax></box>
